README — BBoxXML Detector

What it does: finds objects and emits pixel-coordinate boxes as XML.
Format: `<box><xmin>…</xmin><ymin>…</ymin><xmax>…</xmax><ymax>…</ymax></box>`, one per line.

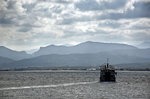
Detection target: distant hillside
<box><xmin>0</xmin><ymin>46</ymin><xmax>31</xmax><ymax>60</ymax></box>
<box><xmin>0</xmin><ymin>41</ymin><xmax>150</xmax><ymax>69</ymax></box>
<box><xmin>2</xmin><ymin>51</ymin><xmax>150</xmax><ymax>68</ymax></box>
<box><xmin>107</xmin><ymin>48</ymin><xmax>150</xmax><ymax>59</ymax></box>
<box><xmin>115</xmin><ymin>62</ymin><xmax>150</xmax><ymax>69</ymax></box>
<box><xmin>0</xmin><ymin>56</ymin><xmax>14</xmax><ymax>65</ymax></box>
<box><xmin>137</xmin><ymin>41</ymin><xmax>150</xmax><ymax>48</ymax></box>
<box><xmin>33</xmin><ymin>41</ymin><xmax>137</xmax><ymax>57</ymax></box>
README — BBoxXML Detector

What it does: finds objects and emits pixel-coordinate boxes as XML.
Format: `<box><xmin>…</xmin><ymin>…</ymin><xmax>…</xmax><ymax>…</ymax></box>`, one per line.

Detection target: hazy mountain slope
<box><xmin>137</xmin><ymin>41</ymin><xmax>150</xmax><ymax>48</ymax></box>
<box><xmin>107</xmin><ymin>48</ymin><xmax>150</xmax><ymax>59</ymax></box>
<box><xmin>115</xmin><ymin>62</ymin><xmax>150</xmax><ymax>69</ymax></box>
<box><xmin>0</xmin><ymin>41</ymin><xmax>149</xmax><ymax>69</ymax></box>
<box><xmin>2</xmin><ymin>51</ymin><xmax>150</xmax><ymax>68</ymax></box>
<box><xmin>33</xmin><ymin>41</ymin><xmax>137</xmax><ymax>56</ymax></box>
<box><xmin>0</xmin><ymin>56</ymin><xmax>14</xmax><ymax>65</ymax></box>
<box><xmin>0</xmin><ymin>46</ymin><xmax>31</xmax><ymax>60</ymax></box>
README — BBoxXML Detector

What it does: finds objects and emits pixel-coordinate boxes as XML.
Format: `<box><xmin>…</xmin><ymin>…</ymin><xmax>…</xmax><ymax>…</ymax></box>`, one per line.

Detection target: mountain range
<box><xmin>33</xmin><ymin>41</ymin><xmax>137</xmax><ymax>56</ymax></box>
<box><xmin>137</xmin><ymin>41</ymin><xmax>150</xmax><ymax>48</ymax></box>
<box><xmin>0</xmin><ymin>46</ymin><xmax>30</xmax><ymax>60</ymax></box>
<box><xmin>0</xmin><ymin>41</ymin><xmax>150</xmax><ymax>69</ymax></box>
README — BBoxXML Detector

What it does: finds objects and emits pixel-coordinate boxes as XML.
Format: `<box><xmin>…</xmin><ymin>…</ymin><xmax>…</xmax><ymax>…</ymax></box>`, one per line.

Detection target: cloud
<box><xmin>75</xmin><ymin>0</ymin><xmax>127</xmax><ymax>11</ymax></box>
<box><xmin>99</xmin><ymin>1</ymin><xmax>150</xmax><ymax>20</ymax></box>
<box><xmin>98</xmin><ymin>20</ymin><xmax>121</xmax><ymax>28</ymax></box>
<box><xmin>0</xmin><ymin>17</ymin><xmax>13</xmax><ymax>24</ymax></box>
<box><xmin>0</xmin><ymin>0</ymin><xmax>150</xmax><ymax>51</ymax></box>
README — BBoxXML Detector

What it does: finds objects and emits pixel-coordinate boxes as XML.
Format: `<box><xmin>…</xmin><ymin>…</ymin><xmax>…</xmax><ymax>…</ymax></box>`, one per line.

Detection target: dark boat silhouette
<box><xmin>100</xmin><ymin>59</ymin><xmax>117</xmax><ymax>82</ymax></box>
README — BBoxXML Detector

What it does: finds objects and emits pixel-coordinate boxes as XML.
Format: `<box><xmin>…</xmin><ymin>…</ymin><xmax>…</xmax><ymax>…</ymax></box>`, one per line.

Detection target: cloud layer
<box><xmin>0</xmin><ymin>0</ymin><xmax>150</xmax><ymax>50</ymax></box>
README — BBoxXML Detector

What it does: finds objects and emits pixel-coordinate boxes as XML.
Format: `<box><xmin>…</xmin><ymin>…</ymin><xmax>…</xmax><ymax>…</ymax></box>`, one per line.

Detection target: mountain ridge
<box><xmin>0</xmin><ymin>41</ymin><xmax>150</xmax><ymax>69</ymax></box>
<box><xmin>1</xmin><ymin>50</ymin><xmax>150</xmax><ymax>68</ymax></box>
<box><xmin>0</xmin><ymin>46</ymin><xmax>31</xmax><ymax>60</ymax></box>
<box><xmin>0</xmin><ymin>56</ymin><xmax>15</xmax><ymax>65</ymax></box>
<box><xmin>33</xmin><ymin>41</ymin><xmax>137</xmax><ymax>56</ymax></box>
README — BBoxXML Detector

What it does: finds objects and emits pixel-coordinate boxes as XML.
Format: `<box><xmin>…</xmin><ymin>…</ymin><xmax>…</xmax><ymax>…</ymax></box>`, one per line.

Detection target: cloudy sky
<box><xmin>0</xmin><ymin>0</ymin><xmax>150</xmax><ymax>51</ymax></box>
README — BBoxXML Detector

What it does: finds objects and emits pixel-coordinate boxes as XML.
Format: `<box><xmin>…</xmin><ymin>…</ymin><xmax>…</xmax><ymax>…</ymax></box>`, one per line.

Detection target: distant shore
<box><xmin>0</xmin><ymin>67</ymin><xmax>150</xmax><ymax>72</ymax></box>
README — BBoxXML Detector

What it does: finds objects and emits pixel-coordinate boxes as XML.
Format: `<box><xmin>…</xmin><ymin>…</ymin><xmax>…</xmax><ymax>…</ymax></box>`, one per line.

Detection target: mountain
<box><xmin>0</xmin><ymin>46</ymin><xmax>31</xmax><ymax>60</ymax></box>
<box><xmin>26</xmin><ymin>48</ymin><xmax>39</xmax><ymax>54</ymax></box>
<box><xmin>106</xmin><ymin>48</ymin><xmax>150</xmax><ymax>59</ymax></box>
<box><xmin>0</xmin><ymin>41</ymin><xmax>149</xmax><ymax>69</ymax></box>
<box><xmin>137</xmin><ymin>41</ymin><xmax>150</xmax><ymax>48</ymax></box>
<box><xmin>2</xmin><ymin>49</ymin><xmax>150</xmax><ymax>68</ymax></box>
<box><xmin>33</xmin><ymin>41</ymin><xmax>137</xmax><ymax>56</ymax></box>
<box><xmin>0</xmin><ymin>56</ymin><xmax>14</xmax><ymax>65</ymax></box>
<box><xmin>115</xmin><ymin>62</ymin><xmax>150</xmax><ymax>69</ymax></box>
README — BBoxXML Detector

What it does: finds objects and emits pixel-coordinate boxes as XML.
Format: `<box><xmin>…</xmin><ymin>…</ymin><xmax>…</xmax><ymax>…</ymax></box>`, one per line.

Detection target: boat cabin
<box><xmin>100</xmin><ymin>60</ymin><xmax>117</xmax><ymax>82</ymax></box>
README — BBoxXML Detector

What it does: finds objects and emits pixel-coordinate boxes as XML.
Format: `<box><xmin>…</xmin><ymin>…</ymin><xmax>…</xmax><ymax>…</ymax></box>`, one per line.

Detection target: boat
<box><xmin>100</xmin><ymin>59</ymin><xmax>117</xmax><ymax>82</ymax></box>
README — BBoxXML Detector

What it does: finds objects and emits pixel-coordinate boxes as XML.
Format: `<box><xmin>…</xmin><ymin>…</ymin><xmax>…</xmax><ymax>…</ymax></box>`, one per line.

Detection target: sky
<box><xmin>0</xmin><ymin>0</ymin><xmax>150</xmax><ymax>51</ymax></box>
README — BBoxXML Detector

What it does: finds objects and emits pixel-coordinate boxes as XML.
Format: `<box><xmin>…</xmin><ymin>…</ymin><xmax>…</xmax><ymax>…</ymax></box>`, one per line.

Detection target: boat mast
<box><xmin>106</xmin><ymin>58</ymin><xmax>109</xmax><ymax>68</ymax></box>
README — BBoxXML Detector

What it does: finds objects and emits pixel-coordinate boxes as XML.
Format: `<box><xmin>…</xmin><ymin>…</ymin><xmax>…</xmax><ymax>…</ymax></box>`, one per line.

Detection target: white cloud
<box><xmin>0</xmin><ymin>0</ymin><xmax>150</xmax><ymax>51</ymax></box>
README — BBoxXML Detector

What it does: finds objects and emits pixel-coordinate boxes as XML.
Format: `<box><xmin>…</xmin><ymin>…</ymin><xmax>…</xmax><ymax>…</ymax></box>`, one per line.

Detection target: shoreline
<box><xmin>0</xmin><ymin>69</ymin><xmax>150</xmax><ymax>72</ymax></box>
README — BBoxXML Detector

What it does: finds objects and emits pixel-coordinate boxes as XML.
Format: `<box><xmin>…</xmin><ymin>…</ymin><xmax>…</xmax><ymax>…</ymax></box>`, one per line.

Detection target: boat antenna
<box><xmin>106</xmin><ymin>58</ymin><xmax>109</xmax><ymax>68</ymax></box>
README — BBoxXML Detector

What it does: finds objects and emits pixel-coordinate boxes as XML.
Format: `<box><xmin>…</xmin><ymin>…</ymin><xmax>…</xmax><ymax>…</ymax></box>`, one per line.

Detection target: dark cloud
<box><xmin>22</xmin><ymin>3</ymin><xmax>36</xmax><ymax>13</ymax></box>
<box><xmin>18</xmin><ymin>27</ymin><xmax>32</xmax><ymax>32</ymax></box>
<box><xmin>75</xmin><ymin>0</ymin><xmax>100</xmax><ymax>11</ymax></box>
<box><xmin>58</xmin><ymin>1</ymin><xmax>150</xmax><ymax>25</ymax></box>
<box><xmin>6</xmin><ymin>0</ymin><xmax>16</xmax><ymax>9</ymax></box>
<box><xmin>132</xmin><ymin>2</ymin><xmax>150</xmax><ymax>17</ymax></box>
<box><xmin>17</xmin><ymin>23</ymin><xmax>41</xmax><ymax>32</ymax></box>
<box><xmin>99</xmin><ymin>2</ymin><xmax>150</xmax><ymax>20</ymax></box>
<box><xmin>75</xmin><ymin>0</ymin><xmax>127</xmax><ymax>11</ymax></box>
<box><xmin>0</xmin><ymin>0</ymin><xmax>25</xmax><ymax>26</ymax></box>
<box><xmin>0</xmin><ymin>18</ymin><xmax>13</xmax><ymax>24</ymax></box>
<box><xmin>52</xmin><ymin>0</ymin><xmax>71</xmax><ymax>4</ymax></box>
